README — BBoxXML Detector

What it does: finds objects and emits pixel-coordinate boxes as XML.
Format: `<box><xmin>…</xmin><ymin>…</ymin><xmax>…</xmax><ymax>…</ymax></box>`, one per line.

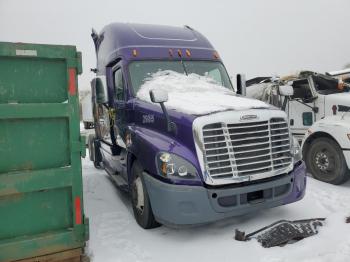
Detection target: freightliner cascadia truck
<box><xmin>88</xmin><ymin>23</ymin><xmax>306</xmax><ymax>229</ymax></box>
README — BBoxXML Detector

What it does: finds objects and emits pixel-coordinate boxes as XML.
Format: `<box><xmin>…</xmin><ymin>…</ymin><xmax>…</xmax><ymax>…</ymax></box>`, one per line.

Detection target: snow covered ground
<box><xmin>82</xmin><ymin>157</ymin><xmax>350</xmax><ymax>262</ymax></box>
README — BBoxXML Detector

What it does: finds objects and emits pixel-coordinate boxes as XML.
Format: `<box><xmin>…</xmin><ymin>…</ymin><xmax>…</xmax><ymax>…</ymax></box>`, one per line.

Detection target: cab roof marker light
<box><xmin>213</xmin><ymin>51</ymin><xmax>219</xmax><ymax>59</ymax></box>
<box><xmin>177</xmin><ymin>49</ymin><xmax>182</xmax><ymax>57</ymax></box>
<box><xmin>185</xmin><ymin>49</ymin><xmax>191</xmax><ymax>57</ymax></box>
<box><xmin>132</xmin><ymin>49</ymin><xmax>138</xmax><ymax>57</ymax></box>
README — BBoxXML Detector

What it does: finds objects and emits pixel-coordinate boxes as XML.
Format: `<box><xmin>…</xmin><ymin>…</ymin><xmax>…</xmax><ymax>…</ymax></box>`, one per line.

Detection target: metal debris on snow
<box><xmin>235</xmin><ymin>218</ymin><xmax>326</xmax><ymax>248</ymax></box>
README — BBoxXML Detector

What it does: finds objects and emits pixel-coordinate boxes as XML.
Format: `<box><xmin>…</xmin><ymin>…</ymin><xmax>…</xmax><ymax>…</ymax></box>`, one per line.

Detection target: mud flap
<box><xmin>235</xmin><ymin>218</ymin><xmax>325</xmax><ymax>248</ymax></box>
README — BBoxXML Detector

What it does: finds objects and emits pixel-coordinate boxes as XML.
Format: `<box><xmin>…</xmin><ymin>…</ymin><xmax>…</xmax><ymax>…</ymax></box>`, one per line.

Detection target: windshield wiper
<box><xmin>180</xmin><ymin>60</ymin><xmax>188</xmax><ymax>76</ymax></box>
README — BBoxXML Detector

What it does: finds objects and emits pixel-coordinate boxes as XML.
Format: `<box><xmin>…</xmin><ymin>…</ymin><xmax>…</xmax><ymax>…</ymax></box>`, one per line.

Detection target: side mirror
<box><xmin>96</xmin><ymin>78</ymin><xmax>107</xmax><ymax>103</ymax></box>
<box><xmin>279</xmin><ymin>85</ymin><xmax>294</xmax><ymax>96</ymax></box>
<box><xmin>236</xmin><ymin>74</ymin><xmax>246</xmax><ymax>95</ymax></box>
<box><xmin>150</xmin><ymin>89</ymin><xmax>168</xmax><ymax>103</ymax></box>
<box><xmin>91</xmin><ymin>77</ymin><xmax>107</xmax><ymax>104</ymax></box>
<box><xmin>149</xmin><ymin>89</ymin><xmax>176</xmax><ymax>134</ymax></box>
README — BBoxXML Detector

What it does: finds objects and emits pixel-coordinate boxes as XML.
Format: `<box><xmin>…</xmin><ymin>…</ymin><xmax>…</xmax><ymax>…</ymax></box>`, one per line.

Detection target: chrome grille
<box><xmin>202</xmin><ymin>118</ymin><xmax>292</xmax><ymax>180</ymax></box>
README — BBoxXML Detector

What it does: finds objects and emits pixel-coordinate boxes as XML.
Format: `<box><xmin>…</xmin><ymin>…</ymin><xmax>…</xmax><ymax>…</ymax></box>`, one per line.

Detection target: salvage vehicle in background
<box><xmin>326</xmin><ymin>68</ymin><xmax>350</xmax><ymax>84</ymax></box>
<box><xmin>88</xmin><ymin>23</ymin><xmax>306</xmax><ymax>229</ymax></box>
<box><xmin>0</xmin><ymin>42</ymin><xmax>88</xmax><ymax>261</ymax></box>
<box><xmin>243</xmin><ymin>71</ymin><xmax>350</xmax><ymax>184</ymax></box>
<box><xmin>81</xmin><ymin>90</ymin><xmax>94</xmax><ymax>129</ymax></box>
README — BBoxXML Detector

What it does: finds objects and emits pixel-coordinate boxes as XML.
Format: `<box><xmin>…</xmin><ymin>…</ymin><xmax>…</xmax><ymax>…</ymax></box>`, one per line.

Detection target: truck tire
<box><xmin>306</xmin><ymin>137</ymin><xmax>349</xmax><ymax>185</ymax></box>
<box><xmin>131</xmin><ymin>160</ymin><xmax>160</xmax><ymax>229</ymax></box>
<box><xmin>88</xmin><ymin>134</ymin><xmax>102</xmax><ymax>169</ymax></box>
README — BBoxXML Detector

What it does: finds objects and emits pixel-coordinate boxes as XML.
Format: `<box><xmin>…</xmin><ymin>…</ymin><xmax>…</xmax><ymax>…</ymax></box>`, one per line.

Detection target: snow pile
<box><xmin>137</xmin><ymin>71</ymin><xmax>269</xmax><ymax>115</ymax></box>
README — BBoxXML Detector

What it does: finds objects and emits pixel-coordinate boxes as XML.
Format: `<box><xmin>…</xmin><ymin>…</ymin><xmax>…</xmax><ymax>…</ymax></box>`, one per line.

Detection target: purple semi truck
<box><xmin>88</xmin><ymin>23</ymin><xmax>306</xmax><ymax>229</ymax></box>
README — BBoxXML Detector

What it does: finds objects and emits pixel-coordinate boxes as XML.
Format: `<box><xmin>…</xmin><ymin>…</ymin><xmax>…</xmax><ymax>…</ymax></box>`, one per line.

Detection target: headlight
<box><xmin>156</xmin><ymin>152</ymin><xmax>200</xmax><ymax>181</ymax></box>
<box><xmin>291</xmin><ymin>136</ymin><xmax>302</xmax><ymax>163</ymax></box>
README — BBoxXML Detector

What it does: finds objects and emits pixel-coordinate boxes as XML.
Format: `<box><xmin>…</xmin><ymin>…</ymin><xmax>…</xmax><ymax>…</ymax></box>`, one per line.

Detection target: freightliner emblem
<box><xmin>240</xmin><ymin>114</ymin><xmax>258</xmax><ymax>121</ymax></box>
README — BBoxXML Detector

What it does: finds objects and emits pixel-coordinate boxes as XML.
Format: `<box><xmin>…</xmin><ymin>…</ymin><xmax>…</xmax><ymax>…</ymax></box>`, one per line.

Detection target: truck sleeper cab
<box><xmin>89</xmin><ymin>23</ymin><xmax>306</xmax><ymax>228</ymax></box>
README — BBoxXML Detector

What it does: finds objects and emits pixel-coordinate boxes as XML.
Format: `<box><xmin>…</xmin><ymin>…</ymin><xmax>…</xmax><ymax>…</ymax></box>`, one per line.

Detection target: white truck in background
<box><xmin>326</xmin><ymin>68</ymin><xmax>350</xmax><ymax>84</ymax></box>
<box><xmin>239</xmin><ymin>71</ymin><xmax>350</xmax><ymax>185</ymax></box>
<box><xmin>81</xmin><ymin>91</ymin><xmax>94</xmax><ymax>129</ymax></box>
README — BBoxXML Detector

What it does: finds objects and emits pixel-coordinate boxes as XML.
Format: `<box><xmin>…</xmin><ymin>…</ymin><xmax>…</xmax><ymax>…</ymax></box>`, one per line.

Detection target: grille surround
<box><xmin>194</xmin><ymin>113</ymin><xmax>294</xmax><ymax>185</ymax></box>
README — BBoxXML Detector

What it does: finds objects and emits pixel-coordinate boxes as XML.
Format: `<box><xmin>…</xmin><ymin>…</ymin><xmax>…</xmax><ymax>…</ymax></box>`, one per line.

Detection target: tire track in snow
<box><xmin>96</xmin><ymin>212</ymin><xmax>151</xmax><ymax>262</ymax></box>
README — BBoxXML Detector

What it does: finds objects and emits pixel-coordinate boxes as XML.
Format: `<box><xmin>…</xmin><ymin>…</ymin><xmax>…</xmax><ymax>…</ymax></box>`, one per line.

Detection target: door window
<box><xmin>114</xmin><ymin>68</ymin><xmax>124</xmax><ymax>100</ymax></box>
<box><xmin>292</xmin><ymin>79</ymin><xmax>313</xmax><ymax>100</ymax></box>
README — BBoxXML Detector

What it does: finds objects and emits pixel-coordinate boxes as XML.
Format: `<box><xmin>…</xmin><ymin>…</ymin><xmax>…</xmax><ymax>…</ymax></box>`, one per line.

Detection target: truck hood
<box><xmin>316</xmin><ymin>114</ymin><xmax>350</xmax><ymax>129</ymax></box>
<box><xmin>324</xmin><ymin>92</ymin><xmax>350</xmax><ymax>115</ymax></box>
<box><xmin>133</xmin><ymin>95</ymin><xmax>277</xmax><ymax>157</ymax></box>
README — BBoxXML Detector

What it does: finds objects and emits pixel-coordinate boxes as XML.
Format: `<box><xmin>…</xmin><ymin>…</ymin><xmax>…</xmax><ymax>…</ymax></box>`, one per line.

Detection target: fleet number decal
<box><xmin>142</xmin><ymin>114</ymin><xmax>154</xmax><ymax>124</ymax></box>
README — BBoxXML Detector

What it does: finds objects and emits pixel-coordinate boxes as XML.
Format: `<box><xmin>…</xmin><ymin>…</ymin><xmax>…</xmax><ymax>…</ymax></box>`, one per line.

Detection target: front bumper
<box><xmin>143</xmin><ymin>161</ymin><xmax>306</xmax><ymax>226</ymax></box>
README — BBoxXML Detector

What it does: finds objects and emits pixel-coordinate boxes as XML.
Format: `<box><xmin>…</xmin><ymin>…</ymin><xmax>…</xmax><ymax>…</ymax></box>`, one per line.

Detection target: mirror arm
<box><xmin>282</xmin><ymin>96</ymin><xmax>289</xmax><ymax>111</ymax></box>
<box><xmin>160</xmin><ymin>102</ymin><xmax>177</xmax><ymax>134</ymax></box>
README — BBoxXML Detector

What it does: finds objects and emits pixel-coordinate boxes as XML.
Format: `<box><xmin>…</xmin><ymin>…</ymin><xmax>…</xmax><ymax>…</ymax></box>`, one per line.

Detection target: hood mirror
<box><xmin>150</xmin><ymin>89</ymin><xmax>168</xmax><ymax>103</ymax></box>
<box><xmin>149</xmin><ymin>89</ymin><xmax>176</xmax><ymax>134</ymax></box>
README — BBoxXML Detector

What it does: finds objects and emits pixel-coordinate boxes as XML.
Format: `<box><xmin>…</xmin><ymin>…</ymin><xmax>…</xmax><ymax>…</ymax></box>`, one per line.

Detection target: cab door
<box><xmin>287</xmin><ymin>78</ymin><xmax>316</xmax><ymax>139</ymax></box>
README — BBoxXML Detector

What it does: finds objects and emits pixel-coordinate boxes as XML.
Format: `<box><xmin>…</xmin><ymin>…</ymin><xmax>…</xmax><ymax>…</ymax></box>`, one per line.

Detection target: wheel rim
<box><xmin>315</xmin><ymin>152</ymin><xmax>330</xmax><ymax>171</ymax></box>
<box><xmin>132</xmin><ymin>177</ymin><xmax>145</xmax><ymax>214</ymax></box>
<box><xmin>313</xmin><ymin>149</ymin><xmax>335</xmax><ymax>174</ymax></box>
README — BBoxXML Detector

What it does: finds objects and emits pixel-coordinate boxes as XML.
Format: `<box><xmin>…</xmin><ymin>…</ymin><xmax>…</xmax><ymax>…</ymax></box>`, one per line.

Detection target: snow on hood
<box><xmin>136</xmin><ymin>71</ymin><xmax>269</xmax><ymax>115</ymax></box>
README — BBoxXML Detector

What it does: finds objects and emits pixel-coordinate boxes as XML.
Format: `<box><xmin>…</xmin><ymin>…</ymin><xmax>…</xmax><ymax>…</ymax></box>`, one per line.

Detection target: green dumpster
<box><xmin>0</xmin><ymin>42</ymin><xmax>88</xmax><ymax>261</ymax></box>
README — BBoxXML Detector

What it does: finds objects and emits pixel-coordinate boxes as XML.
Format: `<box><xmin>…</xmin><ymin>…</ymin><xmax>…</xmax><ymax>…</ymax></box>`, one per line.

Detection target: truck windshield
<box><xmin>128</xmin><ymin>61</ymin><xmax>233</xmax><ymax>94</ymax></box>
<box><xmin>313</xmin><ymin>74</ymin><xmax>350</xmax><ymax>94</ymax></box>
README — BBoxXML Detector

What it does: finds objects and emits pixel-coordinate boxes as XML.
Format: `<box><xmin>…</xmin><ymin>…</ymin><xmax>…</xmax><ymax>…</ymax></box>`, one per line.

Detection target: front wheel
<box><xmin>130</xmin><ymin>161</ymin><xmax>160</xmax><ymax>229</ymax></box>
<box><xmin>306</xmin><ymin>137</ymin><xmax>349</xmax><ymax>185</ymax></box>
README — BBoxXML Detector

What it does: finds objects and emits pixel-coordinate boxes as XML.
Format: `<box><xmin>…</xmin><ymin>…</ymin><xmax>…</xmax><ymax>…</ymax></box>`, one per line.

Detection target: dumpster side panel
<box><xmin>0</xmin><ymin>42</ymin><xmax>87</xmax><ymax>262</ymax></box>
<box><xmin>0</xmin><ymin>57</ymin><xmax>67</xmax><ymax>103</ymax></box>
<box><xmin>0</xmin><ymin>118</ymin><xmax>70</xmax><ymax>173</ymax></box>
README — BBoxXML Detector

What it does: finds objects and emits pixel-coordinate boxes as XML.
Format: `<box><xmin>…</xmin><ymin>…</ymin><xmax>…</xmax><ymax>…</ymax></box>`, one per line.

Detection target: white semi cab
<box><xmin>244</xmin><ymin>72</ymin><xmax>350</xmax><ymax>184</ymax></box>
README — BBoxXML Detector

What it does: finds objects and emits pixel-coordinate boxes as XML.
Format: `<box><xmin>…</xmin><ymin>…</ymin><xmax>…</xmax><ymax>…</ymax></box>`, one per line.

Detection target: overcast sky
<box><xmin>1</xmin><ymin>0</ymin><xmax>350</xmax><ymax>89</ymax></box>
